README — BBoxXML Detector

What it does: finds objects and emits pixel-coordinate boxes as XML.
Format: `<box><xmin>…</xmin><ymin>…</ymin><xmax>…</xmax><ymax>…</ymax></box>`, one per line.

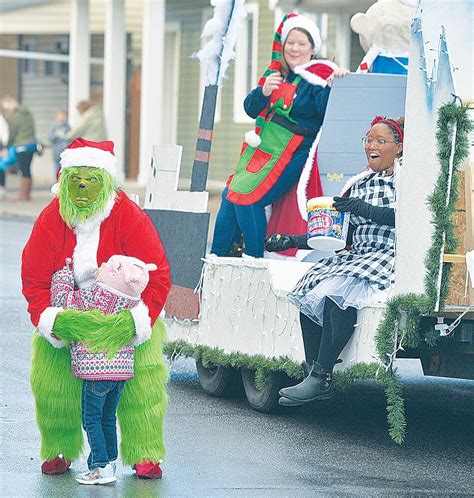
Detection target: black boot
<box><xmin>278</xmin><ymin>362</ymin><xmax>313</xmax><ymax>407</ymax></box>
<box><xmin>279</xmin><ymin>362</ymin><xmax>334</xmax><ymax>404</ymax></box>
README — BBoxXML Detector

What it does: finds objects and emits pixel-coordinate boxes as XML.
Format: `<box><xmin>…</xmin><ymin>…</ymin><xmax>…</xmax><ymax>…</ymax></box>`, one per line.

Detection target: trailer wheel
<box><xmin>196</xmin><ymin>360</ymin><xmax>242</xmax><ymax>397</ymax></box>
<box><xmin>241</xmin><ymin>368</ymin><xmax>291</xmax><ymax>413</ymax></box>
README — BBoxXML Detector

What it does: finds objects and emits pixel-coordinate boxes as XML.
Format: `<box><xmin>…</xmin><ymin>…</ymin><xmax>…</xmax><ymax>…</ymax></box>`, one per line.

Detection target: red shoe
<box><xmin>135</xmin><ymin>461</ymin><xmax>163</xmax><ymax>479</ymax></box>
<box><xmin>41</xmin><ymin>454</ymin><xmax>71</xmax><ymax>475</ymax></box>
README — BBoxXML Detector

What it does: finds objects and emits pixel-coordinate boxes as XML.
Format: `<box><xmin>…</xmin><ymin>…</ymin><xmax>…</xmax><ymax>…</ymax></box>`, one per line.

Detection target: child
<box><xmin>50</xmin><ymin>255</ymin><xmax>157</xmax><ymax>485</ymax></box>
<box><xmin>48</xmin><ymin>109</ymin><xmax>70</xmax><ymax>177</ymax></box>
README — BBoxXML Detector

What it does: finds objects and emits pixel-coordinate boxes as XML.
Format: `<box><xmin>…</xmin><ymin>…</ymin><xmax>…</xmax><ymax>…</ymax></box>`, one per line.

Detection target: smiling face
<box><xmin>364</xmin><ymin>123</ymin><xmax>403</xmax><ymax>172</ymax></box>
<box><xmin>283</xmin><ymin>29</ymin><xmax>314</xmax><ymax>70</ymax></box>
<box><xmin>67</xmin><ymin>167</ymin><xmax>103</xmax><ymax>207</ymax></box>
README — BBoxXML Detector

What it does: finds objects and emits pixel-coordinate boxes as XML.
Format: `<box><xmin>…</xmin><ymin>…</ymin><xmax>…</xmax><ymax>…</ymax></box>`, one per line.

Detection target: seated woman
<box><xmin>265</xmin><ymin>116</ymin><xmax>404</xmax><ymax>406</ymax></box>
<box><xmin>210</xmin><ymin>13</ymin><xmax>348</xmax><ymax>258</ymax></box>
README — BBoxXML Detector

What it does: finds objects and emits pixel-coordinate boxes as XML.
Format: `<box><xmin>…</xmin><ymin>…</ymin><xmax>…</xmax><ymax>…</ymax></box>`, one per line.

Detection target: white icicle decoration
<box><xmin>194</xmin><ymin>0</ymin><xmax>247</xmax><ymax>86</ymax></box>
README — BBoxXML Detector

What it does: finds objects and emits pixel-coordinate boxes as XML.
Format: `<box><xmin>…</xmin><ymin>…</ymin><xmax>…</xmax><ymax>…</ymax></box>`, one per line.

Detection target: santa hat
<box><xmin>51</xmin><ymin>138</ymin><xmax>117</xmax><ymax>194</ymax></box>
<box><xmin>244</xmin><ymin>13</ymin><xmax>322</xmax><ymax>148</ymax></box>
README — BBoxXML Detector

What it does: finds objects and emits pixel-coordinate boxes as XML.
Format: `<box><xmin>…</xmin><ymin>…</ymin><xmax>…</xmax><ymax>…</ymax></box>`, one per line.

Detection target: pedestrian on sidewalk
<box><xmin>50</xmin><ymin>255</ymin><xmax>157</xmax><ymax>485</ymax></box>
<box><xmin>0</xmin><ymin>112</ymin><xmax>9</xmax><ymax>200</ymax></box>
<box><xmin>1</xmin><ymin>95</ymin><xmax>37</xmax><ymax>201</ymax></box>
<box><xmin>67</xmin><ymin>100</ymin><xmax>106</xmax><ymax>143</ymax></box>
<box><xmin>48</xmin><ymin>109</ymin><xmax>70</xmax><ymax>178</ymax></box>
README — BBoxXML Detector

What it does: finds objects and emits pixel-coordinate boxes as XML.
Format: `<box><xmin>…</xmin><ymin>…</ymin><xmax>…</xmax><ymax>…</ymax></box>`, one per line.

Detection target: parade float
<box><xmin>143</xmin><ymin>0</ymin><xmax>472</xmax><ymax>443</ymax></box>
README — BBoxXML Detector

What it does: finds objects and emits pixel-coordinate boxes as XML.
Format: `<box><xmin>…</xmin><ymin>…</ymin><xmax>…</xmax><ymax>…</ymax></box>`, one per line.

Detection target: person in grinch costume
<box><xmin>21</xmin><ymin>138</ymin><xmax>171</xmax><ymax>479</ymax></box>
<box><xmin>210</xmin><ymin>13</ymin><xmax>348</xmax><ymax>258</ymax></box>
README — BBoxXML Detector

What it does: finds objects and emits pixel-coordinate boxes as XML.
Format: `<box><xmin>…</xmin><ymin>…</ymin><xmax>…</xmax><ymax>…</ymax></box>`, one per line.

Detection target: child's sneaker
<box><xmin>75</xmin><ymin>463</ymin><xmax>116</xmax><ymax>485</ymax></box>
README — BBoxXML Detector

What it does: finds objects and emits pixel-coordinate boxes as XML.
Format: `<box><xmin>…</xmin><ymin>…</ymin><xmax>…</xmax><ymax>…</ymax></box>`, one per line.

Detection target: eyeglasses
<box><xmin>362</xmin><ymin>136</ymin><xmax>399</xmax><ymax>147</ymax></box>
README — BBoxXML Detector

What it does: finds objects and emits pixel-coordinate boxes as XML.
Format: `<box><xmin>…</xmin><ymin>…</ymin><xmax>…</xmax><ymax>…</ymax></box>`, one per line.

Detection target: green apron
<box><xmin>227</xmin><ymin>76</ymin><xmax>305</xmax><ymax>205</ymax></box>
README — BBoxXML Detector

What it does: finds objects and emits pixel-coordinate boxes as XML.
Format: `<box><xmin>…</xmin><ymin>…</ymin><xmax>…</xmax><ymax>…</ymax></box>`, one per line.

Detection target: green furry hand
<box><xmin>53</xmin><ymin>309</ymin><xmax>135</xmax><ymax>357</ymax></box>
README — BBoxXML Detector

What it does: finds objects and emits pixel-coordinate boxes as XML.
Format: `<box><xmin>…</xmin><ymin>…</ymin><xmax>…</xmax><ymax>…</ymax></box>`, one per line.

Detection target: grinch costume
<box><xmin>21</xmin><ymin>138</ymin><xmax>171</xmax><ymax>478</ymax></box>
<box><xmin>211</xmin><ymin>13</ymin><xmax>338</xmax><ymax>258</ymax></box>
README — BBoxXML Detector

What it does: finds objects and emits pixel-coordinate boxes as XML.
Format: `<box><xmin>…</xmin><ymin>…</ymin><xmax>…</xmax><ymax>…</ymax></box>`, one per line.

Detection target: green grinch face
<box><xmin>67</xmin><ymin>167</ymin><xmax>103</xmax><ymax>207</ymax></box>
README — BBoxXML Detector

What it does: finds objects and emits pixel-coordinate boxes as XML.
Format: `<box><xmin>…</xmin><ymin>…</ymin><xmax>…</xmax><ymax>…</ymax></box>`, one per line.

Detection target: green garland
<box><xmin>163</xmin><ymin>103</ymin><xmax>472</xmax><ymax>445</ymax></box>
<box><xmin>165</xmin><ymin>340</ymin><xmax>386</xmax><ymax>391</ymax></box>
<box><xmin>373</xmin><ymin>102</ymin><xmax>472</xmax><ymax>443</ymax></box>
<box><xmin>424</xmin><ymin>102</ymin><xmax>472</xmax><ymax>307</ymax></box>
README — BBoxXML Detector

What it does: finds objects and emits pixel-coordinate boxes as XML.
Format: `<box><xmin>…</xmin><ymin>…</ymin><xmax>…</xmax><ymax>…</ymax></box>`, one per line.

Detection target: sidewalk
<box><xmin>0</xmin><ymin>174</ymin><xmax>223</xmax><ymax>232</ymax></box>
<box><xmin>0</xmin><ymin>174</ymin><xmax>147</xmax><ymax>220</ymax></box>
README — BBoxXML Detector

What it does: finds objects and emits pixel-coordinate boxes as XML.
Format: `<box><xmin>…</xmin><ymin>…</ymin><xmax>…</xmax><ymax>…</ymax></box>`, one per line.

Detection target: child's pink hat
<box><xmin>96</xmin><ymin>255</ymin><xmax>157</xmax><ymax>298</ymax></box>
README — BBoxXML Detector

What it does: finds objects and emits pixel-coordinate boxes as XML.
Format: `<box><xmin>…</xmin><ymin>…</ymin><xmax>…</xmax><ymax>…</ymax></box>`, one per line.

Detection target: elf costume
<box><xmin>22</xmin><ymin>138</ymin><xmax>171</xmax><ymax>479</ymax></box>
<box><xmin>212</xmin><ymin>13</ymin><xmax>338</xmax><ymax>258</ymax></box>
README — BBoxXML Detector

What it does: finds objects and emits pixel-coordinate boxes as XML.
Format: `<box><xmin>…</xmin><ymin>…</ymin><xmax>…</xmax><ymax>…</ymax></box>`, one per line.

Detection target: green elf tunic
<box><xmin>226</xmin><ymin>61</ymin><xmax>335</xmax><ymax>206</ymax></box>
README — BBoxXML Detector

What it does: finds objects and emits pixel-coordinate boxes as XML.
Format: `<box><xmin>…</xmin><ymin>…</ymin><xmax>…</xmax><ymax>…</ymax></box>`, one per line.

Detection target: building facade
<box><xmin>0</xmin><ymin>0</ymin><xmax>369</xmax><ymax>185</ymax></box>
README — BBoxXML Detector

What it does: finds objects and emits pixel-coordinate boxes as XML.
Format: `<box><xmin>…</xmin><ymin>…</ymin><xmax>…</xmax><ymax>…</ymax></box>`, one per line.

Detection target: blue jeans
<box><xmin>211</xmin><ymin>151</ymin><xmax>307</xmax><ymax>258</ymax></box>
<box><xmin>82</xmin><ymin>380</ymin><xmax>125</xmax><ymax>470</ymax></box>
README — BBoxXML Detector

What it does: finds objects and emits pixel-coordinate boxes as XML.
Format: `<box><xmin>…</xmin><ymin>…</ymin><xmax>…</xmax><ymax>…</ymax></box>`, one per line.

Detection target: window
<box><xmin>233</xmin><ymin>3</ymin><xmax>259</xmax><ymax>123</ymax></box>
<box><xmin>20</xmin><ymin>38</ymin><xmax>38</xmax><ymax>75</ymax></box>
<box><xmin>56</xmin><ymin>37</ymin><xmax>69</xmax><ymax>77</ymax></box>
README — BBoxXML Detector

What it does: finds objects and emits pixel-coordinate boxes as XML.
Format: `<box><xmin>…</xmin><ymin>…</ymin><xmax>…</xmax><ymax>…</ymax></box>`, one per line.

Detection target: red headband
<box><xmin>370</xmin><ymin>115</ymin><xmax>404</xmax><ymax>143</ymax></box>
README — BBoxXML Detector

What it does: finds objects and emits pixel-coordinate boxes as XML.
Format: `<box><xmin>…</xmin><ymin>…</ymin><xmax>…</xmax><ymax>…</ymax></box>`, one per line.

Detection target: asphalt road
<box><xmin>1</xmin><ymin>217</ymin><xmax>473</xmax><ymax>497</ymax></box>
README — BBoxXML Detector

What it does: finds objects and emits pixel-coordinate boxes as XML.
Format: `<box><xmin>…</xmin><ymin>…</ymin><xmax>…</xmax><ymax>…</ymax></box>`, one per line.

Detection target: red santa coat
<box><xmin>22</xmin><ymin>190</ymin><xmax>171</xmax><ymax>348</ymax></box>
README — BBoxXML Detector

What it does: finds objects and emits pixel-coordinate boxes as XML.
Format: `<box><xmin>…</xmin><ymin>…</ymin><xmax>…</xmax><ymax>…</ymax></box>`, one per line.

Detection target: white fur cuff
<box><xmin>244</xmin><ymin>130</ymin><xmax>261</xmax><ymax>148</ymax></box>
<box><xmin>38</xmin><ymin>307</ymin><xmax>66</xmax><ymax>348</ymax></box>
<box><xmin>130</xmin><ymin>301</ymin><xmax>152</xmax><ymax>346</ymax></box>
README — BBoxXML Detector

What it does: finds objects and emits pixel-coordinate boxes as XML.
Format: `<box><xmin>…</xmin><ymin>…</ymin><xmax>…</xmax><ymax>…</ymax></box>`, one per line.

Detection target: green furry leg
<box><xmin>118</xmin><ymin>319</ymin><xmax>169</xmax><ymax>465</ymax></box>
<box><xmin>30</xmin><ymin>333</ymin><xmax>83</xmax><ymax>461</ymax></box>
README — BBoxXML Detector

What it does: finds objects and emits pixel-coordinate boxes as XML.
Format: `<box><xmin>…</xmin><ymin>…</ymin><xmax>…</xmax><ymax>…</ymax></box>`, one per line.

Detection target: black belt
<box><xmin>269</xmin><ymin>113</ymin><xmax>317</xmax><ymax>138</ymax></box>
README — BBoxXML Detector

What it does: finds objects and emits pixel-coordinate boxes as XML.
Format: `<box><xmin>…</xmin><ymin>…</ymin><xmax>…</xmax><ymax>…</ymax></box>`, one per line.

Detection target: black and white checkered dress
<box><xmin>289</xmin><ymin>171</ymin><xmax>395</xmax><ymax>323</ymax></box>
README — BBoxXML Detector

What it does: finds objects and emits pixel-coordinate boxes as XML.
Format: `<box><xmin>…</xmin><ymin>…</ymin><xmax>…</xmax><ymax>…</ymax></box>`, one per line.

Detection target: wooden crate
<box><xmin>443</xmin><ymin>160</ymin><xmax>474</xmax><ymax>309</ymax></box>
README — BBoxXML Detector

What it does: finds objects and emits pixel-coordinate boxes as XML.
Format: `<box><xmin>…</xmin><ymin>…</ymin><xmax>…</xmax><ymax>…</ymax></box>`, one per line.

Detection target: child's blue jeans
<box><xmin>81</xmin><ymin>380</ymin><xmax>125</xmax><ymax>470</ymax></box>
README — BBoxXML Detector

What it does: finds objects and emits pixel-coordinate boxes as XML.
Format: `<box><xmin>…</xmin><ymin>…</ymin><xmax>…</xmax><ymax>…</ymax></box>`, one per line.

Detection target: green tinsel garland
<box><xmin>165</xmin><ymin>340</ymin><xmax>386</xmax><ymax>391</ymax></box>
<box><xmin>163</xmin><ymin>102</ymin><xmax>472</xmax><ymax>444</ymax></box>
<box><xmin>373</xmin><ymin>102</ymin><xmax>472</xmax><ymax>443</ymax></box>
<box><xmin>424</xmin><ymin>102</ymin><xmax>472</xmax><ymax>307</ymax></box>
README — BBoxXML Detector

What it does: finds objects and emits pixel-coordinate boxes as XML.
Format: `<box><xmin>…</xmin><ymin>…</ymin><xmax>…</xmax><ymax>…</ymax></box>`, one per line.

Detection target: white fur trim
<box><xmin>297</xmin><ymin>131</ymin><xmax>321</xmax><ymax>220</ymax></box>
<box><xmin>340</xmin><ymin>165</ymin><xmax>399</xmax><ymax>196</ymax></box>
<box><xmin>130</xmin><ymin>301</ymin><xmax>152</xmax><ymax>346</ymax></box>
<box><xmin>244</xmin><ymin>130</ymin><xmax>261</xmax><ymax>148</ymax></box>
<box><xmin>340</xmin><ymin>169</ymin><xmax>374</xmax><ymax>196</ymax></box>
<box><xmin>60</xmin><ymin>146</ymin><xmax>117</xmax><ymax>178</ymax></box>
<box><xmin>38</xmin><ymin>307</ymin><xmax>65</xmax><ymax>348</ymax></box>
<box><xmin>293</xmin><ymin>59</ymin><xmax>338</xmax><ymax>87</ymax></box>
<box><xmin>281</xmin><ymin>15</ymin><xmax>322</xmax><ymax>54</ymax></box>
<box><xmin>356</xmin><ymin>46</ymin><xmax>381</xmax><ymax>73</ymax></box>
<box><xmin>51</xmin><ymin>183</ymin><xmax>59</xmax><ymax>195</ymax></box>
<box><xmin>72</xmin><ymin>194</ymin><xmax>115</xmax><ymax>287</ymax></box>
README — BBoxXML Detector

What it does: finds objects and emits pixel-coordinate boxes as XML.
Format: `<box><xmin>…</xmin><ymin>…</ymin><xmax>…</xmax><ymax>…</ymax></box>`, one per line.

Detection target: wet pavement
<box><xmin>1</xmin><ymin>217</ymin><xmax>473</xmax><ymax>497</ymax></box>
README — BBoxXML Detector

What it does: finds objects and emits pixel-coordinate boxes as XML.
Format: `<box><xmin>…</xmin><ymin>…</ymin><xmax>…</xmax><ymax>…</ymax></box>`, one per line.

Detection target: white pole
<box><xmin>68</xmin><ymin>0</ymin><xmax>90</xmax><ymax>127</ymax></box>
<box><xmin>104</xmin><ymin>0</ymin><xmax>126</xmax><ymax>181</ymax></box>
<box><xmin>138</xmin><ymin>0</ymin><xmax>165</xmax><ymax>185</ymax></box>
<box><xmin>434</xmin><ymin>120</ymin><xmax>458</xmax><ymax>312</ymax></box>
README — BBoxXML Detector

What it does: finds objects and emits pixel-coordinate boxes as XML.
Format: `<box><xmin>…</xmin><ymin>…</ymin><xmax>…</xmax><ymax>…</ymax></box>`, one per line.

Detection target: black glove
<box><xmin>333</xmin><ymin>196</ymin><xmax>372</xmax><ymax>218</ymax></box>
<box><xmin>265</xmin><ymin>234</ymin><xmax>297</xmax><ymax>252</ymax></box>
<box><xmin>333</xmin><ymin>196</ymin><xmax>395</xmax><ymax>227</ymax></box>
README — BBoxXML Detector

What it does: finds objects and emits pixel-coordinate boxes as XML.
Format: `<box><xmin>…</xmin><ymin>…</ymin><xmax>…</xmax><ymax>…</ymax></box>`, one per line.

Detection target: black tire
<box><xmin>196</xmin><ymin>360</ymin><xmax>242</xmax><ymax>397</ymax></box>
<box><xmin>241</xmin><ymin>368</ymin><xmax>292</xmax><ymax>413</ymax></box>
